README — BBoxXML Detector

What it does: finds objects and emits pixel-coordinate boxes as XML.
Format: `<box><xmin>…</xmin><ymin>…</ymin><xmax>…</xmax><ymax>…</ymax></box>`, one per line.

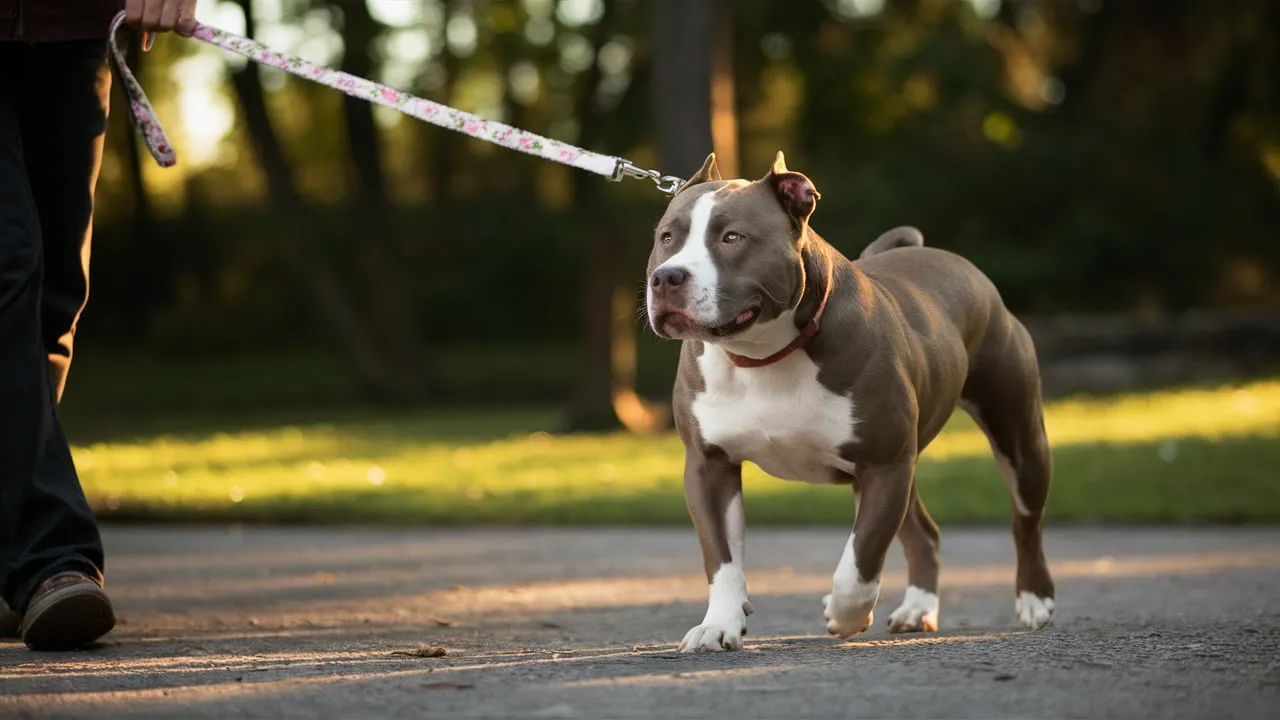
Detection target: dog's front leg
<box><xmin>824</xmin><ymin>458</ymin><xmax>914</xmax><ymax>637</ymax></box>
<box><xmin>679</xmin><ymin>447</ymin><xmax>752</xmax><ymax>653</ymax></box>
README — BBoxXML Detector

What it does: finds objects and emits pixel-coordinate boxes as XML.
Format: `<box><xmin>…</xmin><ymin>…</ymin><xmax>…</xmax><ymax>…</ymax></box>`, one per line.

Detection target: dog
<box><xmin>644</xmin><ymin>151</ymin><xmax>1056</xmax><ymax>652</ymax></box>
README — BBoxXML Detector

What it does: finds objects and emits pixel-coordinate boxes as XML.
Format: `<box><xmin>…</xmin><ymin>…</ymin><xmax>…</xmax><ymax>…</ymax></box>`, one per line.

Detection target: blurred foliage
<box><xmin>83</xmin><ymin>0</ymin><xmax>1279</xmax><ymax>401</ymax></box>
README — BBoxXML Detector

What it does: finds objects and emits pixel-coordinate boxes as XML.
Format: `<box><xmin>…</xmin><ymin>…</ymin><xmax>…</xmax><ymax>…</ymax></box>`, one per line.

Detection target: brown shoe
<box><xmin>19</xmin><ymin>571</ymin><xmax>115</xmax><ymax>651</ymax></box>
<box><xmin>0</xmin><ymin>598</ymin><xmax>21</xmax><ymax>639</ymax></box>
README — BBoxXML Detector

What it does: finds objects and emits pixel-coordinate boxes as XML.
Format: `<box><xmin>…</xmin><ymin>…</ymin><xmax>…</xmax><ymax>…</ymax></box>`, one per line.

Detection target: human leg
<box><xmin>0</xmin><ymin>39</ymin><xmax>114</xmax><ymax>651</ymax></box>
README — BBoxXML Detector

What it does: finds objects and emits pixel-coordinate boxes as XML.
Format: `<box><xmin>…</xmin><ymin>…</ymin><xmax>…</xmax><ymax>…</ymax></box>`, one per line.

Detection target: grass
<box><xmin>72</xmin><ymin>378</ymin><xmax>1280</xmax><ymax>526</ymax></box>
<box><xmin>56</xmin><ymin>341</ymin><xmax>685</xmax><ymax>423</ymax></box>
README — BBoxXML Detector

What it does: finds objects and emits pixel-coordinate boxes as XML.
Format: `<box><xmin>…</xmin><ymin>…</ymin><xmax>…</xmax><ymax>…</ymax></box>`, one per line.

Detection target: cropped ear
<box><xmin>675</xmin><ymin>153</ymin><xmax>722</xmax><ymax>194</ymax></box>
<box><xmin>764</xmin><ymin>151</ymin><xmax>820</xmax><ymax>226</ymax></box>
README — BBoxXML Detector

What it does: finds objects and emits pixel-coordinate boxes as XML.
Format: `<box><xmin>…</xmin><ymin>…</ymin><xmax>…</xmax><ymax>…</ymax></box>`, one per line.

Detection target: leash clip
<box><xmin>611</xmin><ymin>159</ymin><xmax>684</xmax><ymax>196</ymax></box>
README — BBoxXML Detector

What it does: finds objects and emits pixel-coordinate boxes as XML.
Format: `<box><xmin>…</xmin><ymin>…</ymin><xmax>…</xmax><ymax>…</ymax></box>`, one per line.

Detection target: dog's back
<box><xmin>852</xmin><ymin>230</ymin><xmax>1006</xmax><ymax>355</ymax></box>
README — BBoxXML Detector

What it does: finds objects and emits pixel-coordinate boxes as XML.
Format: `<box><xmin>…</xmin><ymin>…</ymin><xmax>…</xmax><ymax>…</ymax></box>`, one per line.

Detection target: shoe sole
<box><xmin>20</xmin><ymin>584</ymin><xmax>115</xmax><ymax>651</ymax></box>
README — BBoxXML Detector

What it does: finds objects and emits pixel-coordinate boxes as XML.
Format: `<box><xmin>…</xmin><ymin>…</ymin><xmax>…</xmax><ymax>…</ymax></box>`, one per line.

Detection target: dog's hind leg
<box><xmin>959</xmin><ymin>312</ymin><xmax>1056</xmax><ymax>630</ymax></box>
<box><xmin>887</xmin><ymin>486</ymin><xmax>941</xmax><ymax>633</ymax></box>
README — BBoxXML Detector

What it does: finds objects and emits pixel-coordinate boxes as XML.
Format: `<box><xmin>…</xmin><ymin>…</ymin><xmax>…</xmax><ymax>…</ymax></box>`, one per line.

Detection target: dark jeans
<box><xmin>0</xmin><ymin>38</ymin><xmax>109</xmax><ymax>613</ymax></box>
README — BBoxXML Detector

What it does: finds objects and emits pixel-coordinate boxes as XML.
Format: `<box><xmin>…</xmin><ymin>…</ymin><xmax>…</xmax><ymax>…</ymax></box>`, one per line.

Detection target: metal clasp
<box><xmin>610</xmin><ymin>159</ymin><xmax>684</xmax><ymax>196</ymax></box>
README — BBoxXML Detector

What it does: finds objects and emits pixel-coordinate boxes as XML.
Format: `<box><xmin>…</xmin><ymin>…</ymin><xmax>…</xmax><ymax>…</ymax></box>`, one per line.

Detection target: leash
<box><xmin>105</xmin><ymin>11</ymin><xmax>684</xmax><ymax>195</ymax></box>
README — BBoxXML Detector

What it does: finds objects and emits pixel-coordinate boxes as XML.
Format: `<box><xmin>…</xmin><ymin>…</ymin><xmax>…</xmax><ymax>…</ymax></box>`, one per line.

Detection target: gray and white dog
<box><xmin>644</xmin><ymin>152</ymin><xmax>1056</xmax><ymax>652</ymax></box>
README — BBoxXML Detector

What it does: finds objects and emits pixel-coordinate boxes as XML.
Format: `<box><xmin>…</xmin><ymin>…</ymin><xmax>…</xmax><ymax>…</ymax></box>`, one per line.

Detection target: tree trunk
<box><xmin>710</xmin><ymin>0</ymin><xmax>738</xmax><ymax>178</ymax></box>
<box><xmin>652</xmin><ymin>0</ymin><xmax>715</xmax><ymax>177</ymax></box>
<box><xmin>338</xmin><ymin>0</ymin><xmax>443</xmax><ymax>401</ymax></box>
<box><xmin>226</xmin><ymin>0</ymin><xmax>404</xmax><ymax>402</ymax></box>
<box><xmin>423</xmin><ymin>0</ymin><xmax>462</xmax><ymax>203</ymax></box>
<box><xmin>490</xmin><ymin>0</ymin><xmax>528</xmax><ymax>198</ymax></box>
<box><xmin>561</xmin><ymin>0</ymin><xmax>621</xmax><ymax>431</ymax></box>
<box><xmin>563</xmin><ymin>0</ymin><xmax>732</xmax><ymax>433</ymax></box>
<box><xmin>560</xmin><ymin>0</ymin><xmax>669</xmax><ymax>433</ymax></box>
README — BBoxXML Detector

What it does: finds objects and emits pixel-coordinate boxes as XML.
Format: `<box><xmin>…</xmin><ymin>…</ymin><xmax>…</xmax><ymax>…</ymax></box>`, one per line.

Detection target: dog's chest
<box><xmin>690</xmin><ymin>349</ymin><xmax>858</xmax><ymax>484</ymax></box>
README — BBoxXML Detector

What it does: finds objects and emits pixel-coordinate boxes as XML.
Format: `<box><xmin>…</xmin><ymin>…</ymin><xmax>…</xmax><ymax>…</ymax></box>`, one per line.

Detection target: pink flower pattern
<box><xmin>110</xmin><ymin>13</ymin><xmax>175</xmax><ymax>166</ymax></box>
<box><xmin>107</xmin><ymin>11</ymin><xmax>620</xmax><ymax>179</ymax></box>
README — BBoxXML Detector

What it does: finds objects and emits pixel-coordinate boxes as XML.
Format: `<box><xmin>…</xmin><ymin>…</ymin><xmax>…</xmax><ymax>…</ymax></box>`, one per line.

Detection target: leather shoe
<box><xmin>19</xmin><ymin>571</ymin><xmax>115</xmax><ymax>651</ymax></box>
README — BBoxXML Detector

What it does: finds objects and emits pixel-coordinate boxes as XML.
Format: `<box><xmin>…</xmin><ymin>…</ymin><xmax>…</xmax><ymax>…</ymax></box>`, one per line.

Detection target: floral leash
<box><xmin>105</xmin><ymin>11</ymin><xmax>683</xmax><ymax>194</ymax></box>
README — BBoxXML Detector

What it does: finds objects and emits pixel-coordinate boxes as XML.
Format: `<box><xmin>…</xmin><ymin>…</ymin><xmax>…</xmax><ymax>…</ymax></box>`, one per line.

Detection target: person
<box><xmin>0</xmin><ymin>0</ymin><xmax>197</xmax><ymax>651</ymax></box>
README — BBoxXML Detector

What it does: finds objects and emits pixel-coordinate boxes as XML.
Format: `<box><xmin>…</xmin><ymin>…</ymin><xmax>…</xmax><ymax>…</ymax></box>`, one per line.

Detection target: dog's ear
<box><xmin>675</xmin><ymin>153</ymin><xmax>721</xmax><ymax>194</ymax></box>
<box><xmin>764</xmin><ymin>151</ymin><xmax>820</xmax><ymax>226</ymax></box>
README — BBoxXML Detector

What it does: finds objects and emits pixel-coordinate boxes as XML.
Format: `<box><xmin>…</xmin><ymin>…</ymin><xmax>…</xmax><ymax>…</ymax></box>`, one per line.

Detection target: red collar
<box><xmin>724</xmin><ymin>256</ymin><xmax>834</xmax><ymax>369</ymax></box>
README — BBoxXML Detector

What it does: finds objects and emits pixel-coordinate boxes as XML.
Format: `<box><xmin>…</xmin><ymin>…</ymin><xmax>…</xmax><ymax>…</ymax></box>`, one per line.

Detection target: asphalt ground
<box><xmin>2</xmin><ymin>525</ymin><xmax>1278</xmax><ymax>718</ymax></box>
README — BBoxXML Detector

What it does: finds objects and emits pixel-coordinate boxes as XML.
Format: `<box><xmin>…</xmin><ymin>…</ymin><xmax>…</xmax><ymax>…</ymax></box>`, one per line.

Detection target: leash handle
<box><xmin>108</xmin><ymin>12</ymin><xmax>176</xmax><ymax>167</ymax></box>
<box><xmin>106</xmin><ymin>10</ymin><xmax>682</xmax><ymax>191</ymax></box>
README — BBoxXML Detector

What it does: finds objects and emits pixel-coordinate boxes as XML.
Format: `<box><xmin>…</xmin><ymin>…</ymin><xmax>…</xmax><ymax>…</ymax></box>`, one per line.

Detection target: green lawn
<box><xmin>73</xmin><ymin>378</ymin><xmax>1280</xmax><ymax>526</ymax></box>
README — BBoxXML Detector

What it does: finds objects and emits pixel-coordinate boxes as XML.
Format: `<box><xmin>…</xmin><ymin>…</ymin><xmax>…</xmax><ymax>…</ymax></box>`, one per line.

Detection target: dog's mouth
<box><xmin>655</xmin><ymin>302</ymin><xmax>752</xmax><ymax>335</ymax></box>
<box><xmin>710</xmin><ymin>306</ymin><xmax>760</xmax><ymax>337</ymax></box>
<box><xmin>653</xmin><ymin>305</ymin><xmax>759</xmax><ymax>339</ymax></box>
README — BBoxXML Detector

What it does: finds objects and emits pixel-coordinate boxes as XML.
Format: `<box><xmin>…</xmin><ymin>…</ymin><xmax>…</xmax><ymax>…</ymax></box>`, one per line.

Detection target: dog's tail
<box><xmin>859</xmin><ymin>226</ymin><xmax>924</xmax><ymax>259</ymax></box>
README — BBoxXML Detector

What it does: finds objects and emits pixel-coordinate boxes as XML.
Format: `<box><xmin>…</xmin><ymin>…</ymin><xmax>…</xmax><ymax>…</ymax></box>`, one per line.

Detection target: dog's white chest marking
<box><xmin>692</xmin><ymin>347</ymin><xmax>857</xmax><ymax>484</ymax></box>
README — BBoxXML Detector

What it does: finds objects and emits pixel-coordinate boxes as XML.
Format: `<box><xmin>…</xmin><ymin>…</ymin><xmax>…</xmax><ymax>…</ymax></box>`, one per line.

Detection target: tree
<box><xmin>561</xmin><ymin>0</ymin><xmax>740</xmax><ymax>433</ymax></box>
<box><xmin>336</xmin><ymin>0</ymin><xmax>445</xmax><ymax>400</ymax></box>
<box><xmin>418</xmin><ymin>0</ymin><xmax>463</xmax><ymax>204</ymax></box>
<box><xmin>651</xmin><ymin>0</ymin><xmax>714</xmax><ymax>179</ymax></box>
<box><xmin>561</xmin><ymin>0</ymin><xmax>649</xmax><ymax>431</ymax></box>
<box><xmin>226</xmin><ymin>0</ymin><xmax>424</xmax><ymax>402</ymax></box>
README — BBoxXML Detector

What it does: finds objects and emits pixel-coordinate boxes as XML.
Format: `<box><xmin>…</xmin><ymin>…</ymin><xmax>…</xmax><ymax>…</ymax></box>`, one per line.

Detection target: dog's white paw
<box><xmin>679</xmin><ymin>617</ymin><xmax>746</xmax><ymax>653</ymax></box>
<box><xmin>822</xmin><ymin>581</ymin><xmax>878</xmax><ymax>638</ymax></box>
<box><xmin>887</xmin><ymin>585</ymin><xmax>939</xmax><ymax>633</ymax></box>
<box><xmin>1015</xmin><ymin>591</ymin><xmax>1055</xmax><ymax>629</ymax></box>
<box><xmin>681</xmin><ymin>562</ymin><xmax>751</xmax><ymax>653</ymax></box>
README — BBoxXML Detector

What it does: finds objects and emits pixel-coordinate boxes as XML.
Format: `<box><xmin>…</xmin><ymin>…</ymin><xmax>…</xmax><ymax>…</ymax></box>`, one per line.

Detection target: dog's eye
<box><xmin>723</xmin><ymin>231</ymin><xmax>743</xmax><ymax>244</ymax></box>
<box><xmin>659</xmin><ymin>232</ymin><xmax>673</xmax><ymax>245</ymax></box>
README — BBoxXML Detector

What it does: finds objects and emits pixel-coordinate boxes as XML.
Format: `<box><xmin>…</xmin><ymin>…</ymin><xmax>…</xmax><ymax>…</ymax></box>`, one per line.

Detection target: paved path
<box><xmin>2</xmin><ymin>525</ymin><xmax>1278</xmax><ymax>718</ymax></box>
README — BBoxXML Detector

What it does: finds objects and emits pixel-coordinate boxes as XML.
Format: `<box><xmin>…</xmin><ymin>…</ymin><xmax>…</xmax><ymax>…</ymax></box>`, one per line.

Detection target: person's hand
<box><xmin>124</xmin><ymin>0</ymin><xmax>199</xmax><ymax>37</ymax></box>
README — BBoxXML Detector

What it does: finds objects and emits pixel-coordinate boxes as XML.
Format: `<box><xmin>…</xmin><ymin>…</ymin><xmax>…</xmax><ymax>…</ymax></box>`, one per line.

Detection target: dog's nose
<box><xmin>651</xmin><ymin>266</ymin><xmax>688</xmax><ymax>290</ymax></box>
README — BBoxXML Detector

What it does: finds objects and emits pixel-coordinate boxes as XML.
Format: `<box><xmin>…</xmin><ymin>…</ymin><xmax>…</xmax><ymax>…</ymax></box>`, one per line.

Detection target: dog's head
<box><xmin>644</xmin><ymin>151</ymin><xmax>821</xmax><ymax>348</ymax></box>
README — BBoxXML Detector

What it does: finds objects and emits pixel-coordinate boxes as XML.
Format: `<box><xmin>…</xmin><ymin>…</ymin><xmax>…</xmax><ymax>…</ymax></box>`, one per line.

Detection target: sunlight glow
<box><xmin>523</xmin><ymin>0</ymin><xmax>556</xmax><ymax>46</ymax></box>
<box><xmin>508</xmin><ymin>61</ymin><xmax>542</xmax><ymax>105</ymax></box>
<box><xmin>557</xmin><ymin>32</ymin><xmax>594</xmax><ymax>74</ymax></box>
<box><xmin>555</xmin><ymin>0</ymin><xmax>603</xmax><ymax>28</ymax></box>
<box><xmin>379</xmin><ymin>27</ymin><xmax>432</xmax><ymax>101</ymax></box>
<box><xmin>171</xmin><ymin>52</ymin><xmax>235</xmax><ymax>167</ymax></box>
<box><xmin>296</xmin><ymin>9</ymin><xmax>344</xmax><ymax>66</ymax></box>
<box><xmin>525</xmin><ymin>16</ymin><xmax>555</xmax><ymax>46</ymax></box>
<box><xmin>969</xmin><ymin>0</ymin><xmax>1002</xmax><ymax>20</ymax></box>
<box><xmin>446</xmin><ymin>12</ymin><xmax>478</xmax><ymax>57</ymax></box>
<box><xmin>597</xmin><ymin>38</ymin><xmax>632</xmax><ymax>76</ymax></box>
<box><xmin>158</xmin><ymin>0</ymin><xmax>247</xmax><ymax>170</ymax></box>
<box><xmin>205</xmin><ymin>0</ymin><xmax>245</xmax><ymax>36</ymax></box>
<box><xmin>368</xmin><ymin>0</ymin><xmax>422</xmax><ymax>28</ymax></box>
<box><xmin>70</xmin><ymin>380</ymin><xmax>1280</xmax><ymax>520</ymax></box>
<box><xmin>831</xmin><ymin>0</ymin><xmax>886</xmax><ymax>20</ymax></box>
<box><xmin>522</xmin><ymin>0</ymin><xmax>554</xmax><ymax>16</ymax></box>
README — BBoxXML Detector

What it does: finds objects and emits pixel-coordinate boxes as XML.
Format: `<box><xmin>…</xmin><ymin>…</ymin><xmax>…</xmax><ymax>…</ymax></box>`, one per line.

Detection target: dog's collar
<box><xmin>723</xmin><ymin>253</ymin><xmax>834</xmax><ymax>369</ymax></box>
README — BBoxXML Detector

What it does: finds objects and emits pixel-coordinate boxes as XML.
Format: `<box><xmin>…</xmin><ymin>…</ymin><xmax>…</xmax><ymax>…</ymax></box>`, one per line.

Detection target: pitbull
<box><xmin>644</xmin><ymin>151</ymin><xmax>1056</xmax><ymax>653</ymax></box>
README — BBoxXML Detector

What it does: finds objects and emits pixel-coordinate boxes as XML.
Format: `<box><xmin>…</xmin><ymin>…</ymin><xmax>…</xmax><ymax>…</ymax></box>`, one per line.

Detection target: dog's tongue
<box><xmin>736</xmin><ymin>309</ymin><xmax>755</xmax><ymax>325</ymax></box>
